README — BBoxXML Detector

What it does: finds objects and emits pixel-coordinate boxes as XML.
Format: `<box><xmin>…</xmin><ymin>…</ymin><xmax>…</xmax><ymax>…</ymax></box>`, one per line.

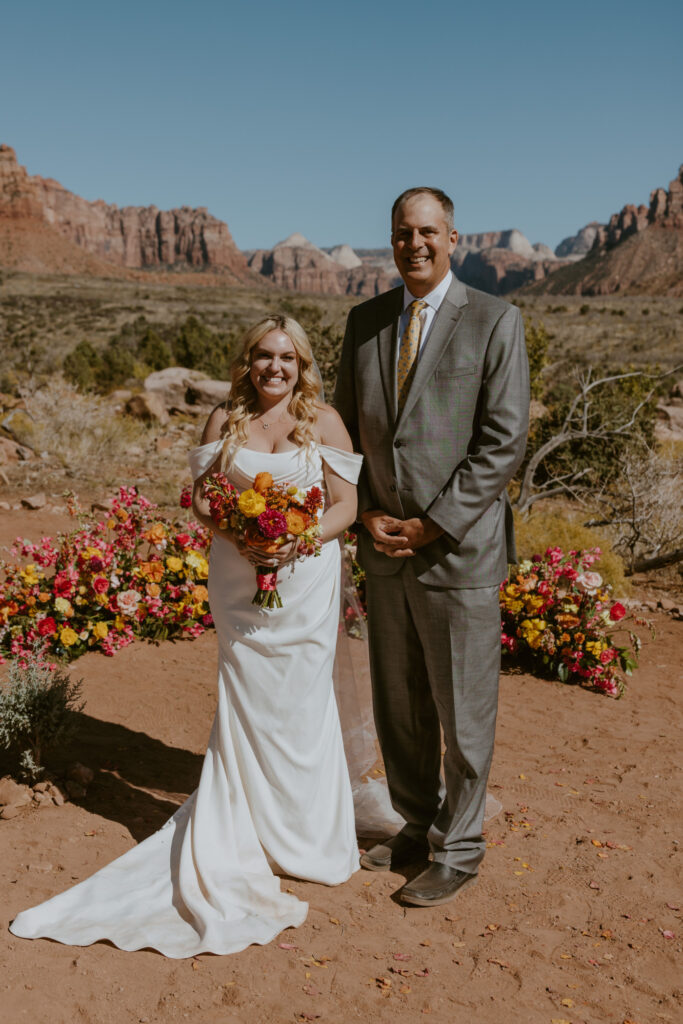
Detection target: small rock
<box><xmin>0</xmin><ymin>776</ymin><xmax>32</xmax><ymax>807</ymax></box>
<box><xmin>33</xmin><ymin>791</ymin><xmax>53</xmax><ymax>808</ymax></box>
<box><xmin>125</xmin><ymin>392</ymin><xmax>169</xmax><ymax>425</ymax></box>
<box><xmin>0</xmin><ymin>804</ymin><xmax>22</xmax><ymax>820</ymax></box>
<box><xmin>33</xmin><ymin>781</ymin><xmax>50</xmax><ymax>793</ymax></box>
<box><xmin>0</xmin><ymin>500</ymin><xmax>10</xmax><ymax>511</ymax></box>
<box><xmin>155</xmin><ymin>437</ymin><xmax>174</xmax><ymax>454</ymax></box>
<box><xmin>658</xmin><ymin>597</ymin><xmax>678</xmax><ymax>613</ymax></box>
<box><xmin>21</xmin><ymin>492</ymin><xmax>47</xmax><ymax>510</ymax></box>
<box><xmin>65</xmin><ymin>781</ymin><xmax>87</xmax><ymax>799</ymax></box>
<box><xmin>67</xmin><ymin>763</ymin><xmax>94</xmax><ymax>785</ymax></box>
<box><xmin>48</xmin><ymin>786</ymin><xmax>66</xmax><ymax>807</ymax></box>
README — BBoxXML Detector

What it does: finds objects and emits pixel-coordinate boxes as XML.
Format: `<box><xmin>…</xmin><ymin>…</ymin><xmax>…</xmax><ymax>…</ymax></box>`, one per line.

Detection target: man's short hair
<box><xmin>391</xmin><ymin>187</ymin><xmax>455</xmax><ymax>232</ymax></box>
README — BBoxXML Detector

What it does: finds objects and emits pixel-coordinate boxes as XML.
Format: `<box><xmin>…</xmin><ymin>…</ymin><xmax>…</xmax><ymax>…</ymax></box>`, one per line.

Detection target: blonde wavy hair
<box><xmin>221</xmin><ymin>314</ymin><xmax>321</xmax><ymax>469</ymax></box>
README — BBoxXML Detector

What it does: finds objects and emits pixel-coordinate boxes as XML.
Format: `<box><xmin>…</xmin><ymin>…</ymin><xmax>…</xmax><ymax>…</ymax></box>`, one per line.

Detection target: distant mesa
<box><xmin>450</xmin><ymin>229</ymin><xmax>573</xmax><ymax>295</ymax></box>
<box><xmin>247</xmin><ymin>235</ymin><xmax>392</xmax><ymax>297</ymax></box>
<box><xmin>525</xmin><ymin>165</ymin><xmax>683</xmax><ymax>296</ymax></box>
<box><xmin>0</xmin><ymin>144</ymin><xmax>250</xmax><ymax>281</ymax></box>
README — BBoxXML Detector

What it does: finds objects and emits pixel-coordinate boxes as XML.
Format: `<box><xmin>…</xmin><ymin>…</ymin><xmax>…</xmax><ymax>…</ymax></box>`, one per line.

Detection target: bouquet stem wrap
<box><xmin>253</xmin><ymin>567</ymin><xmax>283</xmax><ymax>609</ymax></box>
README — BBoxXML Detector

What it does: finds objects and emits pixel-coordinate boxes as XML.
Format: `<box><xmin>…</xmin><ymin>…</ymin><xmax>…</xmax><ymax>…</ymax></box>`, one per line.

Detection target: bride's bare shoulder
<box><xmin>314</xmin><ymin>402</ymin><xmax>353</xmax><ymax>452</ymax></box>
<box><xmin>200</xmin><ymin>403</ymin><xmax>230</xmax><ymax>444</ymax></box>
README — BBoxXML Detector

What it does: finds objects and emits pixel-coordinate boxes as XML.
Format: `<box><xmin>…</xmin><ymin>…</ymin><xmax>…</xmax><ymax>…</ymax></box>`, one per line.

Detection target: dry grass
<box><xmin>513</xmin><ymin>507</ymin><xmax>630</xmax><ymax>594</ymax></box>
<box><xmin>11</xmin><ymin>379</ymin><xmax>149</xmax><ymax>468</ymax></box>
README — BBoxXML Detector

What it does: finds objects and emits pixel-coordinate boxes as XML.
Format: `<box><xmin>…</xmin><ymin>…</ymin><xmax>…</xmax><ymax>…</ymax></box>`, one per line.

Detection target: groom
<box><xmin>334</xmin><ymin>187</ymin><xmax>530</xmax><ymax>906</ymax></box>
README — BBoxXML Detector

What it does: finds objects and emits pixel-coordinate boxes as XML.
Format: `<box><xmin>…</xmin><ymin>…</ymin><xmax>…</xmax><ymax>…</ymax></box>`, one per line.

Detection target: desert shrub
<box><xmin>63</xmin><ymin>339</ymin><xmax>101</xmax><ymax>391</ymax></box>
<box><xmin>16</xmin><ymin>378</ymin><xmax>148</xmax><ymax>466</ymax></box>
<box><xmin>513</xmin><ymin>509</ymin><xmax>629</xmax><ymax>594</ymax></box>
<box><xmin>279</xmin><ymin>299</ymin><xmax>345</xmax><ymax>398</ymax></box>
<box><xmin>137</xmin><ymin>326</ymin><xmax>172</xmax><ymax>371</ymax></box>
<box><xmin>580</xmin><ymin>304</ymin><xmax>590</xmax><ymax>315</ymax></box>
<box><xmin>526</xmin><ymin>363</ymin><xmax>660</xmax><ymax>489</ymax></box>
<box><xmin>0</xmin><ymin>645</ymin><xmax>84</xmax><ymax>781</ymax></box>
<box><xmin>171</xmin><ymin>316</ymin><xmax>237</xmax><ymax>378</ymax></box>
<box><xmin>95</xmin><ymin>338</ymin><xmax>137</xmax><ymax>391</ymax></box>
<box><xmin>524</xmin><ymin>317</ymin><xmax>549</xmax><ymax>400</ymax></box>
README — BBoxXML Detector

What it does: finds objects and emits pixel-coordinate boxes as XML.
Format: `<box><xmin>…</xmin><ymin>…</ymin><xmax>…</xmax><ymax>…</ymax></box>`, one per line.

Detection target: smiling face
<box><xmin>249</xmin><ymin>329</ymin><xmax>299</xmax><ymax>406</ymax></box>
<box><xmin>391</xmin><ymin>193</ymin><xmax>458</xmax><ymax>297</ymax></box>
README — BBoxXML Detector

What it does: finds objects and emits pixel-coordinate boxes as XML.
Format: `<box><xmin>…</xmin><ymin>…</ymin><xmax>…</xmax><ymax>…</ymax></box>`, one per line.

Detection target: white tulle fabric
<box><xmin>10</xmin><ymin>442</ymin><xmax>364</xmax><ymax>957</ymax></box>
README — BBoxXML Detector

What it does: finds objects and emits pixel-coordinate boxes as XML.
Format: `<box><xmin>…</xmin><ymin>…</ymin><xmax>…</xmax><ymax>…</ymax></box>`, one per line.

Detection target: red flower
<box><xmin>92</xmin><ymin>575</ymin><xmax>109</xmax><ymax>594</ymax></box>
<box><xmin>53</xmin><ymin>572</ymin><xmax>73</xmax><ymax>597</ymax></box>
<box><xmin>37</xmin><ymin>616</ymin><xmax>58</xmax><ymax>637</ymax></box>
<box><xmin>609</xmin><ymin>602</ymin><xmax>626</xmax><ymax>621</ymax></box>
<box><xmin>179</xmin><ymin>486</ymin><xmax>193</xmax><ymax>509</ymax></box>
<box><xmin>175</xmin><ymin>533</ymin><xmax>191</xmax><ymax>548</ymax></box>
<box><xmin>257</xmin><ymin>509</ymin><xmax>288</xmax><ymax>539</ymax></box>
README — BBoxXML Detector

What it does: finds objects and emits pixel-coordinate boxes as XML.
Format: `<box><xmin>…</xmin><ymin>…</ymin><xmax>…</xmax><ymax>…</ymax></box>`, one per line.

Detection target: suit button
<box><xmin>390</xmin><ymin>484</ymin><xmax>397</xmax><ymax>493</ymax></box>
<box><xmin>394</xmin><ymin>439</ymin><xmax>402</xmax><ymax>448</ymax></box>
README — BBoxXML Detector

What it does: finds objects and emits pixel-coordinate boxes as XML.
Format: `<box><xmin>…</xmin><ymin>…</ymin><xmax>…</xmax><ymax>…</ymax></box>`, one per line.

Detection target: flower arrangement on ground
<box><xmin>0</xmin><ymin>487</ymin><xmax>212</xmax><ymax>664</ymax></box>
<box><xmin>500</xmin><ymin>545</ymin><xmax>643</xmax><ymax>697</ymax></box>
<box><xmin>203</xmin><ymin>471</ymin><xmax>324</xmax><ymax>608</ymax></box>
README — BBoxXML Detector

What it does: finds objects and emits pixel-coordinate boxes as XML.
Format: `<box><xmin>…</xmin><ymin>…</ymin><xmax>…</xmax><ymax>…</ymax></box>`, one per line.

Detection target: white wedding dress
<box><xmin>10</xmin><ymin>442</ymin><xmax>365</xmax><ymax>958</ymax></box>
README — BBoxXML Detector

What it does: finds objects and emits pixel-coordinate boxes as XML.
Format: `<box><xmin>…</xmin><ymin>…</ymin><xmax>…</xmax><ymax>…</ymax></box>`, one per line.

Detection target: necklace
<box><xmin>258</xmin><ymin>409</ymin><xmax>290</xmax><ymax>431</ymax></box>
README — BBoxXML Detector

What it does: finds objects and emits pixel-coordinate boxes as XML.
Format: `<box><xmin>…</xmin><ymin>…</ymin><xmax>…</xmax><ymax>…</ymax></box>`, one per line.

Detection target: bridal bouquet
<box><xmin>203</xmin><ymin>471</ymin><xmax>324</xmax><ymax>608</ymax></box>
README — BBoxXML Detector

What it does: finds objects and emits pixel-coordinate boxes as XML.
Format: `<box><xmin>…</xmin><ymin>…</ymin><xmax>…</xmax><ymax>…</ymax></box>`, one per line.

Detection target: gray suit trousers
<box><xmin>365</xmin><ymin>565</ymin><xmax>501</xmax><ymax>874</ymax></box>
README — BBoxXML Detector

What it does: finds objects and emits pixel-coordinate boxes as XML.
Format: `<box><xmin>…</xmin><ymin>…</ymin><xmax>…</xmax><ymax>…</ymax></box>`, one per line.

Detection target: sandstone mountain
<box><xmin>525</xmin><ymin>166</ymin><xmax>683</xmax><ymax>296</ymax></box>
<box><xmin>247</xmin><ymin>234</ymin><xmax>392</xmax><ymax>297</ymax></box>
<box><xmin>0</xmin><ymin>145</ymin><xmax>249</xmax><ymax>280</ymax></box>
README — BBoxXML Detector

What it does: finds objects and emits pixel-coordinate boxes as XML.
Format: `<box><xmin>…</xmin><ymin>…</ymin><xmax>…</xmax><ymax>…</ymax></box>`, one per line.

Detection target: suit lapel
<box><xmin>376</xmin><ymin>287</ymin><xmax>403</xmax><ymax>423</ymax></box>
<box><xmin>395</xmin><ymin>276</ymin><xmax>468</xmax><ymax>428</ymax></box>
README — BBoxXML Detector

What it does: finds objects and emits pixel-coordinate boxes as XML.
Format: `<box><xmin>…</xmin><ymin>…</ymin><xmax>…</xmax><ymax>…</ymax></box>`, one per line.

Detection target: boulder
<box><xmin>21</xmin><ymin>492</ymin><xmax>47</xmax><ymax>510</ymax></box>
<box><xmin>67</xmin><ymin>763</ymin><xmax>94</xmax><ymax>785</ymax></box>
<box><xmin>0</xmin><ymin>776</ymin><xmax>32</xmax><ymax>807</ymax></box>
<box><xmin>65</xmin><ymin>780</ymin><xmax>87</xmax><ymax>799</ymax></box>
<box><xmin>186</xmin><ymin>378</ymin><xmax>230</xmax><ymax>408</ymax></box>
<box><xmin>125</xmin><ymin>392</ymin><xmax>169</xmax><ymax>425</ymax></box>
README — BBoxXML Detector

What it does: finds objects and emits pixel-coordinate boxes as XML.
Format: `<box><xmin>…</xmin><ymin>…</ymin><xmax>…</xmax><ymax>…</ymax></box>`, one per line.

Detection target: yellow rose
<box><xmin>166</xmin><ymin>556</ymin><xmax>184</xmax><ymax>573</ymax></box>
<box><xmin>114</xmin><ymin>614</ymin><xmax>125</xmax><ymax>630</ymax></box>
<box><xmin>238</xmin><ymin>489</ymin><xmax>267</xmax><ymax>517</ymax></box>
<box><xmin>185</xmin><ymin>550</ymin><xmax>209</xmax><ymax>578</ymax></box>
<box><xmin>21</xmin><ymin>564</ymin><xmax>41</xmax><ymax>586</ymax></box>
<box><xmin>92</xmin><ymin>621</ymin><xmax>109</xmax><ymax>639</ymax></box>
<box><xmin>60</xmin><ymin>627</ymin><xmax>79</xmax><ymax>647</ymax></box>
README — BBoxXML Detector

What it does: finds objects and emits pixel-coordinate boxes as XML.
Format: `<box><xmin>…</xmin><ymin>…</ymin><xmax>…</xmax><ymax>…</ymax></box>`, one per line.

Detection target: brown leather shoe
<box><xmin>359</xmin><ymin>833</ymin><xmax>429</xmax><ymax>872</ymax></box>
<box><xmin>400</xmin><ymin>863</ymin><xmax>477</xmax><ymax>906</ymax></box>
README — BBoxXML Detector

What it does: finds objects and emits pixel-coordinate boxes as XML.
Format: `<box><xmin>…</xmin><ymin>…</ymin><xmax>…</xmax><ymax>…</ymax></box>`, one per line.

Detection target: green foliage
<box><xmin>0</xmin><ymin>646</ymin><xmax>84</xmax><ymax>781</ymax></box>
<box><xmin>279</xmin><ymin>299</ymin><xmax>345</xmax><ymax>399</ymax></box>
<box><xmin>62</xmin><ymin>315</ymin><xmax>238</xmax><ymax>394</ymax></box>
<box><xmin>528</xmin><ymin>363</ymin><xmax>660</xmax><ymax>487</ymax></box>
<box><xmin>524</xmin><ymin>317</ymin><xmax>550</xmax><ymax>400</ymax></box>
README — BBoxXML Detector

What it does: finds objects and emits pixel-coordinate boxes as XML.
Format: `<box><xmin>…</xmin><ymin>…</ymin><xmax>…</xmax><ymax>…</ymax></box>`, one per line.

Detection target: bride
<box><xmin>10</xmin><ymin>314</ymin><xmax>364</xmax><ymax>957</ymax></box>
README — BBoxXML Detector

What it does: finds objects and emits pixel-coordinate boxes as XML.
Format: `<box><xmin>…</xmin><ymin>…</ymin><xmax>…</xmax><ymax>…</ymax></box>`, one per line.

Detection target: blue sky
<box><xmin>2</xmin><ymin>0</ymin><xmax>681</xmax><ymax>251</ymax></box>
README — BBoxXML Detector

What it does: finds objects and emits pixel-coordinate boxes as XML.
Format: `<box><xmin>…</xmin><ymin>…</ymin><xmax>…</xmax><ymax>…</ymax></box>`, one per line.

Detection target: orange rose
<box><xmin>285</xmin><ymin>509</ymin><xmax>309</xmax><ymax>536</ymax></box>
<box><xmin>146</xmin><ymin>582</ymin><xmax>161</xmax><ymax>598</ymax></box>
<box><xmin>139</xmin><ymin>560</ymin><xmax>164</xmax><ymax>583</ymax></box>
<box><xmin>192</xmin><ymin>585</ymin><xmax>209</xmax><ymax>604</ymax></box>
<box><xmin>143</xmin><ymin>522</ymin><xmax>167</xmax><ymax>546</ymax></box>
<box><xmin>253</xmin><ymin>472</ymin><xmax>274</xmax><ymax>494</ymax></box>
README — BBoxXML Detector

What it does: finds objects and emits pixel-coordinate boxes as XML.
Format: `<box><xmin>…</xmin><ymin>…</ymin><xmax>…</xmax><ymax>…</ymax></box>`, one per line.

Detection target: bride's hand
<box><xmin>242</xmin><ymin>535</ymin><xmax>298</xmax><ymax>568</ymax></box>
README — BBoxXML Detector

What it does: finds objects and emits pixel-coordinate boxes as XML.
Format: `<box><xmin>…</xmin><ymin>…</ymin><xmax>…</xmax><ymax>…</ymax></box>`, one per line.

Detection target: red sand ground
<box><xmin>0</xmin><ymin>510</ymin><xmax>681</xmax><ymax>1024</ymax></box>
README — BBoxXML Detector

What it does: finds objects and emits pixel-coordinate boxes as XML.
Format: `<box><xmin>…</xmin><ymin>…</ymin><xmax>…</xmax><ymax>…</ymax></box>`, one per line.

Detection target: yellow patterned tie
<box><xmin>397</xmin><ymin>299</ymin><xmax>427</xmax><ymax>413</ymax></box>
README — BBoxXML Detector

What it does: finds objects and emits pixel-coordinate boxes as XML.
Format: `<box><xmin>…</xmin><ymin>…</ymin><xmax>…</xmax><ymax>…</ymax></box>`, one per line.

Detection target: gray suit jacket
<box><xmin>334</xmin><ymin>276</ymin><xmax>530</xmax><ymax>589</ymax></box>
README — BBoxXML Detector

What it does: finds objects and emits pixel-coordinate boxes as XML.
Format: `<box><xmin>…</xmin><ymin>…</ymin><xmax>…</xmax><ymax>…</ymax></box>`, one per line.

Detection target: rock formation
<box><xmin>554</xmin><ymin>222</ymin><xmax>602</xmax><ymax>259</ymax></box>
<box><xmin>248</xmin><ymin>234</ymin><xmax>392</xmax><ymax>297</ymax></box>
<box><xmin>0</xmin><ymin>144</ymin><xmax>249</xmax><ymax>278</ymax></box>
<box><xmin>525</xmin><ymin>165</ymin><xmax>683</xmax><ymax>296</ymax></box>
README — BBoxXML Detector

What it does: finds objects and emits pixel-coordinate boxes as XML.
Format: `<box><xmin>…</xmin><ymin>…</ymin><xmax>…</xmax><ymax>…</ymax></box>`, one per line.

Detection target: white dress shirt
<box><xmin>396</xmin><ymin>269</ymin><xmax>453</xmax><ymax>366</ymax></box>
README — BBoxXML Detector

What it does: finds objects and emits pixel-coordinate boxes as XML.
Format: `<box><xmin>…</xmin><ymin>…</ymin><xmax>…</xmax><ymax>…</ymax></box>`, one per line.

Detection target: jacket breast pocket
<box><xmin>435</xmin><ymin>365</ymin><xmax>478</xmax><ymax>379</ymax></box>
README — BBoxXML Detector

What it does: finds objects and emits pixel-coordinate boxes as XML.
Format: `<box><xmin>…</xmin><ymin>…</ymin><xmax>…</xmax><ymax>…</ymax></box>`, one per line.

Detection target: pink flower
<box><xmin>577</xmin><ymin>571</ymin><xmax>603</xmax><ymax>594</ymax></box>
<box><xmin>599</xmin><ymin>648</ymin><xmax>616</xmax><ymax>665</ymax></box>
<box><xmin>609</xmin><ymin>602</ymin><xmax>626</xmax><ymax>621</ymax></box>
<box><xmin>117</xmin><ymin>589</ymin><xmax>142</xmax><ymax>616</ymax></box>
<box><xmin>562</xmin><ymin>566</ymin><xmax>579</xmax><ymax>582</ymax></box>
<box><xmin>257</xmin><ymin>509</ymin><xmax>288</xmax><ymax>539</ymax></box>
<box><xmin>546</xmin><ymin>546</ymin><xmax>563</xmax><ymax>566</ymax></box>
<box><xmin>92</xmin><ymin>575</ymin><xmax>109</xmax><ymax>594</ymax></box>
<box><xmin>537</xmin><ymin>581</ymin><xmax>551</xmax><ymax>596</ymax></box>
